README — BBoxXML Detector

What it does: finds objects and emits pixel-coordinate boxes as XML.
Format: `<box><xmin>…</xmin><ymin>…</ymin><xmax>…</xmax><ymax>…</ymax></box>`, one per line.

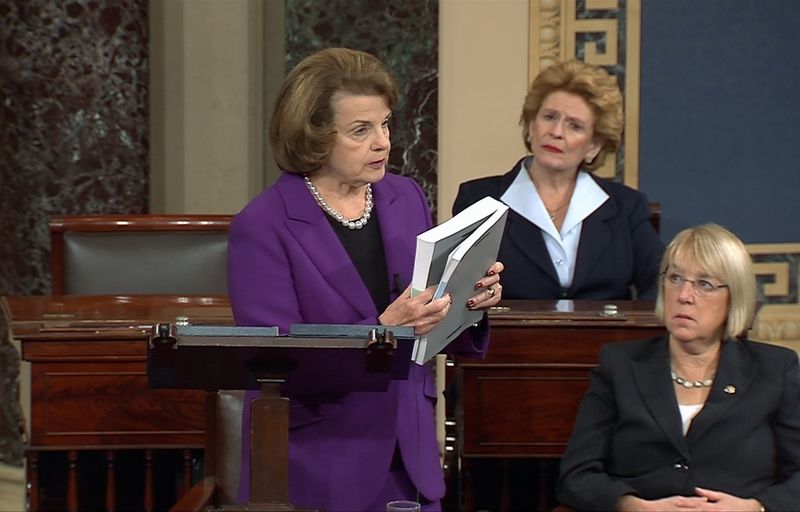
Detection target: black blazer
<box><xmin>557</xmin><ymin>337</ymin><xmax>800</xmax><ymax>511</ymax></box>
<box><xmin>453</xmin><ymin>158</ymin><xmax>664</xmax><ymax>299</ymax></box>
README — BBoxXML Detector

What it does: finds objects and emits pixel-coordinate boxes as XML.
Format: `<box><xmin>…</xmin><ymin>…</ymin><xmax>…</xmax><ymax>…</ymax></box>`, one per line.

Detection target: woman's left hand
<box><xmin>689</xmin><ymin>488</ymin><xmax>764</xmax><ymax>511</ymax></box>
<box><xmin>467</xmin><ymin>261</ymin><xmax>504</xmax><ymax>310</ymax></box>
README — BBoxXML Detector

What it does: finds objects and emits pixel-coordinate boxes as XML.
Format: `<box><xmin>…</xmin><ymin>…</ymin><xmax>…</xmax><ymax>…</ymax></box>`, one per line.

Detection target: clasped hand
<box><xmin>379</xmin><ymin>262</ymin><xmax>504</xmax><ymax>335</ymax></box>
<box><xmin>618</xmin><ymin>488</ymin><xmax>763</xmax><ymax>511</ymax></box>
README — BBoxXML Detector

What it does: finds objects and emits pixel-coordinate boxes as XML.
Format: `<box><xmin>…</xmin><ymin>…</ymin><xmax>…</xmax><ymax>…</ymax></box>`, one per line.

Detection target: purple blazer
<box><xmin>228</xmin><ymin>172</ymin><xmax>488</xmax><ymax>511</ymax></box>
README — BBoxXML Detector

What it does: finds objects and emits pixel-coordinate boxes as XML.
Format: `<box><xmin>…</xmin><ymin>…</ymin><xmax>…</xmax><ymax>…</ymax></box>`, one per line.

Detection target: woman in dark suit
<box><xmin>557</xmin><ymin>223</ymin><xmax>800</xmax><ymax>511</ymax></box>
<box><xmin>453</xmin><ymin>59</ymin><xmax>663</xmax><ymax>300</ymax></box>
<box><xmin>227</xmin><ymin>47</ymin><xmax>503</xmax><ymax>512</ymax></box>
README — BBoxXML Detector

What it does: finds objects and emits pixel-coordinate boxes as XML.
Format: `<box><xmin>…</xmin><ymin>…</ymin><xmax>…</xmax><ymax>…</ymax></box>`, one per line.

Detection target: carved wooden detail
<box><xmin>749</xmin><ymin>243</ymin><xmax>800</xmax><ymax>351</ymax></box>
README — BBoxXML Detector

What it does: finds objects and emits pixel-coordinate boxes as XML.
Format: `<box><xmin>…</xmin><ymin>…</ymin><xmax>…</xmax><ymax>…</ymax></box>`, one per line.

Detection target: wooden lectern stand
<box><xmin>148</xmin><ymin>323</ymin><xmax>414</xmax><ymax>511</ymax></box>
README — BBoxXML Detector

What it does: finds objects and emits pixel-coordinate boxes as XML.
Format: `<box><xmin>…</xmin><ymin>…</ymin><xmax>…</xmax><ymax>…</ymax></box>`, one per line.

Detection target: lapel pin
<box><xmin>724</xmin><ymin>385</ymin><xmax>736</xmax><ymax>394</ymax></box>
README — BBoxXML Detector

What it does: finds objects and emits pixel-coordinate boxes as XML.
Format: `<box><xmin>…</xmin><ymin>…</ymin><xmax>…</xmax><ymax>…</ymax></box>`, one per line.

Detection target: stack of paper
<box><xmin>410</xmin><ymin>196</ymin><xmax>509</xmax><ymax>364</ymax></box>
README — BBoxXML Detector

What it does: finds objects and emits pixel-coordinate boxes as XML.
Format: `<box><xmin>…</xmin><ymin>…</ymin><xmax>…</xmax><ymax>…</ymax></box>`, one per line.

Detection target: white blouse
<box><xmin>678</xmin><ymin>404</ymin><xmax>703</xmax><ymax>436</ymax></box>
<box><xmin>500</xmin><ymin>159</ymin><xmax>609</xmax><ymax>288</ymax></box>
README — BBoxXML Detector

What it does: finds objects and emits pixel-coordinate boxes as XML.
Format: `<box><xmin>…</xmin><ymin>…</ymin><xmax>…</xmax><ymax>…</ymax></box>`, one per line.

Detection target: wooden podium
<box><xmin>148</xmin><ymin>323</ymin><xmax>415</xmax><ymax>511</ymax></box>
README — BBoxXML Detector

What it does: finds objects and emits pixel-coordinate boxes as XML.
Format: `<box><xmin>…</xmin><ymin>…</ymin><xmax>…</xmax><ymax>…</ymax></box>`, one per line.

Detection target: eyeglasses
<box><xmin>662</xmin><ymin>272</ymin><xmax>729</xmax><ymax>296</ymax></box>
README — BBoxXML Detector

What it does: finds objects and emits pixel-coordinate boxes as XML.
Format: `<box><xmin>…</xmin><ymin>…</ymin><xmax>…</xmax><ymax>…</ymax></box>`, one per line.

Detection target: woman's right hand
<box><xmin>378</xmin><ymin>284</ymin><xmax>451</xmax><ymax>335</ymax></box>
<box><xmin>617</xmin><ymin>494</ymin><xmax>709</xmax><ymax>511</ymax></box>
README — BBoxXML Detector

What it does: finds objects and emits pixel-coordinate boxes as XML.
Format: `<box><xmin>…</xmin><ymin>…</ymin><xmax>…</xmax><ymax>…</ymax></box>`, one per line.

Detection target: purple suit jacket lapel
<box><xmin>373</xmin><ymin>176</ymin><xmax>421</xmax><ymax>298</ymax></box>
<box><xmin>275</xmin><ymin>173</ymin><xmax>420</xmax><ymax>320</ymax></box>
<box><xmin>276</xmin><ymin>174</ymin><xmax>373</xmax><ymax>319</ymax></box>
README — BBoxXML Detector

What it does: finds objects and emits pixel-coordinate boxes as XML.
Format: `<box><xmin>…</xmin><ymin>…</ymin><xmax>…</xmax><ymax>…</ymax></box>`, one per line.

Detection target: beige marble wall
<box><xmin>149</xmin><ymin>0</ymin><xmax>531</xmax><ymax>221</ymax></box>
<box><xmin>149</xmin><ymin>0</ymin><xmax>284</xmax><ymax>214</ymax></box>
<box><xmin>438</xmin><ymin>0</ymin><xmax>531</xmax><ymax>222</ymax></box>
<box><xmin>0</xmin><ymin>463</ymin><xmax>24</xmax><ymax>512</ymax></box>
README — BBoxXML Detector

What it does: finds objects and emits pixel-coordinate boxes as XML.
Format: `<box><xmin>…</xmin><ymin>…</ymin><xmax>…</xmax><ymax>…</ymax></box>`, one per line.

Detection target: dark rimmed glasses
<box><xmin>662</xmin><ymin>272</ymin><xmax>729</xmax><ymax>296</ymax></box>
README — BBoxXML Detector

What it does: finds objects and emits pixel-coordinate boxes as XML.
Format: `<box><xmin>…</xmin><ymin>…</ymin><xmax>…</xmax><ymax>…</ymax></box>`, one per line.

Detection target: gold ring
<box><xmin>487</xmin><ymin>286</ymin><xmax>496</xmax><ymax>297</ymax></box>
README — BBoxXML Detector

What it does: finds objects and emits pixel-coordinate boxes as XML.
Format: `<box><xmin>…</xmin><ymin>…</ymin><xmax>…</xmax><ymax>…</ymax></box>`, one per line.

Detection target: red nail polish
<box><xmin>475</xmin><ymin>282</ymin><xmax>483</xmax><ymax>289</ymax></box>
<box><xmin>467</xmin><ymin>300</ymin><xmax>475</xmax><ymax>307</ymax></box>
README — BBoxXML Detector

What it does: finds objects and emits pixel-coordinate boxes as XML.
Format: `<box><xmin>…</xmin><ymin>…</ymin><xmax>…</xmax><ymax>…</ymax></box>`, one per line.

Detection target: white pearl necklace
<box><xmin>671</xmin><ymin>369</ymin><xmax>714</xmax><ymax>388</ymax></box>
<box><xmin>303</xmin><ymin>175</ymin><xmax>373</xmax><ymax>230</ymax></box>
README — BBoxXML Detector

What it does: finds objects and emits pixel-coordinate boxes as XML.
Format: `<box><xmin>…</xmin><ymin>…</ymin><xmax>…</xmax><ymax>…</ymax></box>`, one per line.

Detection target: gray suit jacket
<box><xmin>557</xmin><ymin>337</ymin><xmax>800</xmax><ymax>511</ymax></box>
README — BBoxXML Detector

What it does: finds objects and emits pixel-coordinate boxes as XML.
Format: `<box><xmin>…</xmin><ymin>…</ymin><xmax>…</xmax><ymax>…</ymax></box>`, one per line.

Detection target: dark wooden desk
<box><xmin>9</xmin><ymin>295</ymin><xmax>229</xmax><ymax>512</ymax></box>
<box><xmin>453</xmin><ymin>300</ymin><xmax>665</xmax><ymax>510</ymax></box>
<box><xmin>10</xmin><ymin>296</ymin><xmax>663</xmax><ymax>511</ymax></box>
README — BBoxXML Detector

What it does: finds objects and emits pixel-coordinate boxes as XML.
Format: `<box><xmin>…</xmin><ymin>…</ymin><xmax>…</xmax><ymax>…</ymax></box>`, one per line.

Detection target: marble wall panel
<box><xmin>0</xmin><ymin>299</ymin><xmax>23</xmax><ymax>466</ymax></box>
<box><xmin>285</xmin><ymin>0</ymin><xmax>440</xmax><ymax>218</ymax></box>
<box><xmin>0</xmin><ymin>0</ymin><xmax>149</xmax><ymax>295</ymax></box>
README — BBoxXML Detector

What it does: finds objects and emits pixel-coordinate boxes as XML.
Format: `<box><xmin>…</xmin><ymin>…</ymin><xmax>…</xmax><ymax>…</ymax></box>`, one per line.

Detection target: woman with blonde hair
<box><xmin>557</xmin><ymin>223</ymin><xmax>800</xmax><ymax>511</ymax></box>
<box><xmin>454</xmin><ymin>59</ymin><xmax>663</xmax><ymax>300</ymax></box>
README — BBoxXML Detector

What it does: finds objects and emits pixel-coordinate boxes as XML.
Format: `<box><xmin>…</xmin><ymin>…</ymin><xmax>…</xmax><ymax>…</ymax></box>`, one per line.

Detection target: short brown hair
<box><xmin>520</xmin><ymin>59</ymin><xmax>623</xmax><ymax>171</ymax></box>
<box><xmin>654</xmin><ymin>223</ymin><xmax>757</xmax><ymax>339</ymax></box>
<box><xmin>269</xmin><ymin>47</ymin><xmax>399</xmax><ymax>174</ymax></box>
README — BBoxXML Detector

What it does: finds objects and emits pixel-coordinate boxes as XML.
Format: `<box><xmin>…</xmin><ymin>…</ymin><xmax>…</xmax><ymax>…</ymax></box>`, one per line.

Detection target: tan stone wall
<box><xmin>438</xmin><ymin>0</ymin><xmax>531</xmax><ymax>222</ymax></box>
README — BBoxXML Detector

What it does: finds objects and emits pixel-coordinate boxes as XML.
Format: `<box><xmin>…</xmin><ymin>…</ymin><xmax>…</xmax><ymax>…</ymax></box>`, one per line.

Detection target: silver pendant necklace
<box><xmin>304</xmin><ymin>175</ymin><xmax>373</xmax><ymax>230</ymax></box>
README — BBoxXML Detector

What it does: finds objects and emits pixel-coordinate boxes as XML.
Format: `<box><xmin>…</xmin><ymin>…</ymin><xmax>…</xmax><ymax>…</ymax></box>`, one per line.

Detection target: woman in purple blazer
<box><xmin>228</xmin><ymin>48</ymin><xmax>503</xmax><ymax>512</ymax></box>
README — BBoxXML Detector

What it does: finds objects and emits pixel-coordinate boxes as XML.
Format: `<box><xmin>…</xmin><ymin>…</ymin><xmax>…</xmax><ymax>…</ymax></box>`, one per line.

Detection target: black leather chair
<box><xmin>48</xmin><ymin>214</ymin><xmax>232</xmax><ymax>295</ymax></box>
<box><xmin>172</xmin><ymin>390</ymin><xmax>246</xmax><ymax>511</ymax></box>
<box><xmin>46</xmin><ymin>215</ymin><xmax>238</xmax><ymax>509</ymax></box>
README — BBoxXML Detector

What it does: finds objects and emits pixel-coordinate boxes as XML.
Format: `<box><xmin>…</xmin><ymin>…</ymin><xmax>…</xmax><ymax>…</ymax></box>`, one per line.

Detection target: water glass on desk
<box><xmin>386</xmin><ymin>500</ymin><xmax>421</xmax><ymax>512</ymax></box>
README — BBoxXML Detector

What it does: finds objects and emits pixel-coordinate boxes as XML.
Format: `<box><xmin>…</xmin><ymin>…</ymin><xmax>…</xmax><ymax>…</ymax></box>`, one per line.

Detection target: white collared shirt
<box><xmin>678</xmin><ymin>404</ymin><xmax>703</xmax><ymax>436</ymax></box>
<box><xmin>501</xmin><ymin>159</ymin><xmax>609</xmax><ymax>287</ymax></box>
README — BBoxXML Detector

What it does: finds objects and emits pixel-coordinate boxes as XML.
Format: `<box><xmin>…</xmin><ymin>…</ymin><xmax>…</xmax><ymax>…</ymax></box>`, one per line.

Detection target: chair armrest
<box><xmin>171</xmin><ymin>476</ymin><xmax>217</xmax><ymax>512</ymax></box>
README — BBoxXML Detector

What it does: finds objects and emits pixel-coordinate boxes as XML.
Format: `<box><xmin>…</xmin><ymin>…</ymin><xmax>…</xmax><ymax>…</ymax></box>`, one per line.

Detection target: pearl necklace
<box><xmin>671</xmin><ymin>369</ymin><xmax>714</xmax><ymax>388</ymax></box>
<box><xmin>303</xmin><ymin>175</ymin><xmax>373</xmax><ymax>230</ymax></box>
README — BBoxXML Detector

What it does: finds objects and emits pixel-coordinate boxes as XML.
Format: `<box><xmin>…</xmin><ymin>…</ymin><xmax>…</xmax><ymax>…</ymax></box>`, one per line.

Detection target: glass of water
<box><xmin>386</xmin><ymin>500</ymin><xmax>422</xmax><ymax>512</ymax></box>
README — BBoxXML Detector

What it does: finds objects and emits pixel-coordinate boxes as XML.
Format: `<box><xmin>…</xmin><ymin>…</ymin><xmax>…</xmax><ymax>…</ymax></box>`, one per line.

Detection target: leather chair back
<box><xmin>49</xmin><ymin>215</ymin><xmax>232</xmax><ymax>295</ymax></box>
<box><xmin>171</xmin><ymin>389</ymin><xmax>246</xmax><ymax>511</ymax></box>
<box><xmin>212</xmin><ymin>390</ymin><xmax>245</xmax><ymax>504</ymax></box>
